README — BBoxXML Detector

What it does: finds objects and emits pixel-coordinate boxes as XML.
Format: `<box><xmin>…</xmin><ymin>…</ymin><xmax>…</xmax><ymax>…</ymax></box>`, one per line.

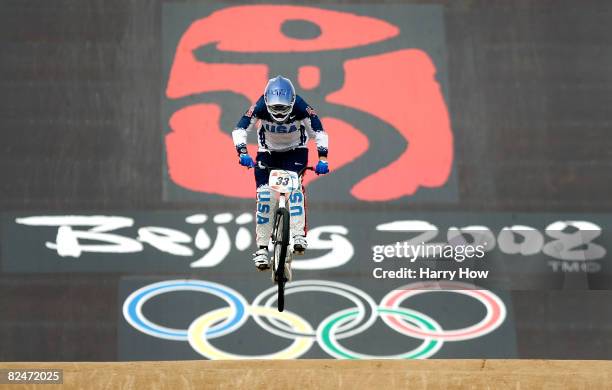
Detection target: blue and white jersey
<box><xmin>232</xmin><ymin>95</ymin><xmax>329</xmax><ymax>157</ymax></box>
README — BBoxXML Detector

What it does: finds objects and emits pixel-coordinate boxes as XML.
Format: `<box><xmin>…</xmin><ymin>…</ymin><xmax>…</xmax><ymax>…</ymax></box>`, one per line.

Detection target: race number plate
<box><xmin>269</xmin><ymin>170</ymin><xmax>299</xmax><ymax>194</ymax></box>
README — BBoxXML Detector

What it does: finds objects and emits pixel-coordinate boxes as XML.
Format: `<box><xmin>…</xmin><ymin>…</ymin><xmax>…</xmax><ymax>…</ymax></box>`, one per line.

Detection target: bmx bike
<box><xmin>254</xmin><ymin>161</ymin><xmax>312</xmax><ymax>312</ymax></box>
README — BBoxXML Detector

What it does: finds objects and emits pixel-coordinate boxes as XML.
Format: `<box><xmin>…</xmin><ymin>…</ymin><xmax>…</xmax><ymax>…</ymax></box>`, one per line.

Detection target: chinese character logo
<box><xmin>164</xmin><ymin>5</ymin><xmax>453</xmax><ymax>202</ymax></box>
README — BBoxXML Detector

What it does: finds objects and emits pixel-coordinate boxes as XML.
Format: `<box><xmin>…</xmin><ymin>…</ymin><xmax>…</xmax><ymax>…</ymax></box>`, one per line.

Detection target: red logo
<box><xmin>165</xmin><ymin>5</ymin><xmax>453</xmax><ymax>201</ymax></box>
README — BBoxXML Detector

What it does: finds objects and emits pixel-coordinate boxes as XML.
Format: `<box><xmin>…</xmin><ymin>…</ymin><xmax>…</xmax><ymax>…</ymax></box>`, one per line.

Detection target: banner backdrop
<box><xmin>3</xmin><ymin>211</ymin><xmax>611</xmax><ymax>290</ymax></box>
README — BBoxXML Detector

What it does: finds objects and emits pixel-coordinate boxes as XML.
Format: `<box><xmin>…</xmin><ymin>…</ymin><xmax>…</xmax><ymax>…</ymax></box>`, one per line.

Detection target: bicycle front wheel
<box><xmin>272</xmin><ymin>207</ymin><xmax>290</xmax><ymax>312</ymax></box>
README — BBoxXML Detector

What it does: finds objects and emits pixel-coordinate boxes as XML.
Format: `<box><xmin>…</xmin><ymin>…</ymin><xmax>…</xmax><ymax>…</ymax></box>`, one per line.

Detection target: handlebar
<box><xmin>252</xmin><ymin>161</ymin><xmax>315</xmax><ymax>176</ymax></box>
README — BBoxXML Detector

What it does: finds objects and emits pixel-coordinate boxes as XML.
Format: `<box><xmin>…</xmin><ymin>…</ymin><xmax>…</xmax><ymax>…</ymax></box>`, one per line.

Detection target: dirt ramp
<box><xmin>1</xmin><ymin>360</ymin><xmax>611</xmax><ymax>389</ymax></box>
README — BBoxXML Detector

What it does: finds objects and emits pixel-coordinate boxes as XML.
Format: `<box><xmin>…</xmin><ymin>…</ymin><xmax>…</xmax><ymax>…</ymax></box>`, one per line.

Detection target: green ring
<box><xmin>319</xmin><ymin>307</ymin><xmax>441</xmax><ymax>359</ymax></box>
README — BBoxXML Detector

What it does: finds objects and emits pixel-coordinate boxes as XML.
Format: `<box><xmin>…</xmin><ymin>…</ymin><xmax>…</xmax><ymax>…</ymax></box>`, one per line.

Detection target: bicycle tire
<box><xmin>272</xmin><ymin>207</ymin><xmax>290</xmax><ymax>312</ymax></box>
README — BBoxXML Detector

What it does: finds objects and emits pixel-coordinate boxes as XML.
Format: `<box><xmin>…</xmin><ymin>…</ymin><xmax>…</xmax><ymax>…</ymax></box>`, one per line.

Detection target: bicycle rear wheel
<box><xmin>271</xmin><ymin>207</ymin><xmax>290</xmax><ymax>312</ymax></box>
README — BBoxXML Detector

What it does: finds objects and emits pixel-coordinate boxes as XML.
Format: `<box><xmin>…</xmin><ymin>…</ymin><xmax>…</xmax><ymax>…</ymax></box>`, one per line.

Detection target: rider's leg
<box><xmin>253</xmin><ymin>152</ymin><xmax>277</xmax><ymax>270</ymax></box>
<box><xmin>288</xmin><ymin>185</ymin><xmax>306</xmax><ymax>253</ymax></box>
<box><xmin>255</xmin><ymin>184</ymin><xmax>277</xmax><ymax>247</ymax></box>
<box><xmin>280</xmin><ymin>148</ymin><xmax>308</xmax><ymax>254</ymax></box>
<box><xmin>291</xmin><ymin>184</ymin><xmax>308</xmax><ymax>255</ymax></box>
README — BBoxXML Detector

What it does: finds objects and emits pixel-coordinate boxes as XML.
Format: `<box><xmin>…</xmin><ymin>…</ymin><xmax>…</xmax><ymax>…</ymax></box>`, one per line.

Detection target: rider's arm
<box><xmin>300</xmin><ymin>100</ymin><xmax>328</xmax><ymax>159</ymax></box>
<box><xmin>231</xmin><ymin>99</ymin><xmax>262</xmax><ymax>155</ymax></box>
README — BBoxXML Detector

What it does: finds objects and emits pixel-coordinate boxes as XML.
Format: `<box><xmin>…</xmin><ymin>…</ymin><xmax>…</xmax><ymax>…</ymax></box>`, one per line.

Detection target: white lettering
<box><xmin>292</xmin><ymin>226</ymin><xmax>353</xmax><ymax>270</ymax></box>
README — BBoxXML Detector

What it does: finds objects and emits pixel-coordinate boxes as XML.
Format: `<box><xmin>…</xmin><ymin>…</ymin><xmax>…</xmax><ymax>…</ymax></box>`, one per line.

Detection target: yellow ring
<box><xmin>188</xmin><ymin>306</ymin><xmax>314</xmax><ymax>359</ymax></box>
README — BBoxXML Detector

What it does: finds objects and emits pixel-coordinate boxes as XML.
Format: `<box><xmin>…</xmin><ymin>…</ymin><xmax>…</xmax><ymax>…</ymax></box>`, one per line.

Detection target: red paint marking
<box><xmin>326</xmin><ymin>49</ymin><xmax>453</xmax><ymax>201</ymax></box>
<box><xmin>298</xmin><ymin>65</ymin><xmax>321</xmax><ymax>90</ymax></box>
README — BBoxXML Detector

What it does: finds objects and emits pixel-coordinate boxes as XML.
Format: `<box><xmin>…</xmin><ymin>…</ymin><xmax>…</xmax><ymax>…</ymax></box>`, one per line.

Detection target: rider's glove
<box><xmin>314</xmin><ymin>160</ymin><xmax>329</xmax><ymax>175</ymax></box>
<box><xmin>239</xmin><ymin>154</ymin><xmax>254</xmax><ymax>167</ymax></box>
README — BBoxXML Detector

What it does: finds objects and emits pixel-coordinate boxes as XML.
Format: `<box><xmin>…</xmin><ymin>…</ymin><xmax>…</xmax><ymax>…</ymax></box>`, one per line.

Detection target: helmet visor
<box><xmin>268</xmin><ymin>104</ymin><xmax>292</xmax><ymax>120</ymax></box>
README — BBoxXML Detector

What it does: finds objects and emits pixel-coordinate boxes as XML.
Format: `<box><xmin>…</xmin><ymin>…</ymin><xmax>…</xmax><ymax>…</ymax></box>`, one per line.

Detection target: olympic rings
<box><xmin>122</xmin><ymin>279</ymin><xmax>508</xmax><ymax>359</ymax></box>
<box><xmin>318</xmin><ymin>307</ymin><xmax>443</xmax><ymax>359</ymax></box>
<box><xmin>251</xmin><ymin>280</ymin><xmax>377</xmax><ymax>340</ymax></box>
<box><xmin>380</xmin><ymin>281</ymin><xmax>506</xmax><ymax>341</ymax></box>
<box><xmin>122</xmin><ymin>279</ymin><xmax>248</xmax><ymax>340</ymax></box>
<box><xmin>188</xmin><ymin>306</ymin><xmax>314</xmax><ymax>359</ymax></box>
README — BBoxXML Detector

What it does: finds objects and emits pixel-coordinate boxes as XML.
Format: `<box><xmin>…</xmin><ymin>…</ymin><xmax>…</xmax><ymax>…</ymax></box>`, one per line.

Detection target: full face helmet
<box><xmin>263</xmin><ymin>75</ymin><xmax>296</xmax><ymax>122</ymax></box>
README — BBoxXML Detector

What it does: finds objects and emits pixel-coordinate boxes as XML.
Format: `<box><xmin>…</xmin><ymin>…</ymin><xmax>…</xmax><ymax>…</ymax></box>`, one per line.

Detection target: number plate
<box><xmin>269</xmin><ymin>170</ymin><xmax>299</xmax><ymax>194</ymax></box>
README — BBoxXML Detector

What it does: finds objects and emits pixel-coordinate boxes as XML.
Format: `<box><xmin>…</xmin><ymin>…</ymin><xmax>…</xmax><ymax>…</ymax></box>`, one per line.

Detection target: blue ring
<box><xmin>125</xmin><ymin>280</ymin><xmax>246</xmax><ymax>339</ymax></box>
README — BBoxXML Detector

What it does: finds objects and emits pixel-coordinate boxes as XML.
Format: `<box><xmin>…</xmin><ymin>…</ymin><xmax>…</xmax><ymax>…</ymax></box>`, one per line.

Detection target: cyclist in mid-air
<box><xmin>232</xmin><ymin>75</ymin><xmax>330</xmax><ymax>271</ymax></box>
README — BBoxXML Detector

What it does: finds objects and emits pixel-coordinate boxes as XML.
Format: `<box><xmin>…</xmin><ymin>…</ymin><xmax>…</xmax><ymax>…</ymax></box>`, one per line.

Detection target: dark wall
<box><xmin>2</xmin><ymin>0</ymin><xmax>611</xmax><ymax>212</ymax></box>
<box><xmin>0</xmin><ymin>0</ymin><xmax>162</xmax><ymax>210</ymax></box>
<box><xmin>1</xmin><ymin>0</ymin><xmax>612</xmax><ymax>361</ymax></box>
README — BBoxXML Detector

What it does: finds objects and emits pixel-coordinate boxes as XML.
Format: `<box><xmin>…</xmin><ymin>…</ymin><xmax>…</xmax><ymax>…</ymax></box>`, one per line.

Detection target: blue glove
<box><xmin>239</xmin><ymin>154</ymin><xmax>254</xmax><ymax>167</ymax></box>
<box><xmin>314</xmin><ymin>160</ymin><xmax>329</xmax><ymax>175</ymax></box>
